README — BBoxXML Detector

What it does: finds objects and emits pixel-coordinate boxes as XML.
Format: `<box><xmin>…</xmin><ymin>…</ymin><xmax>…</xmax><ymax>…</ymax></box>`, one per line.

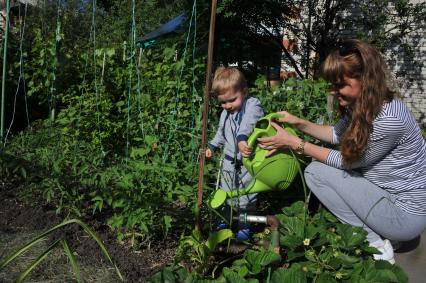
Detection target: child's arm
<box><xmin>237</xmin><ymin>98</ymin><xmax>264</xmax><ymax>157</ymax></box>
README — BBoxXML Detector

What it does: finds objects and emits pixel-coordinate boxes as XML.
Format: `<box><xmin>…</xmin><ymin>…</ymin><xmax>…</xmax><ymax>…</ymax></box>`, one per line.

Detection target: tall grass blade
<box><xmin>61</xmin><ymin>239</ymin><xmax>81</xmax><ymax>283</ymax></box>
<box><xmin>15</xmin><ymin>238</ymin><xmax>61</xmax><ymax>283</ymax></box>
<box><xmin>0</xmin><ymin>221</ymin><xmax>70</xmax><ymax>269</ymax></box>
<box><xmin>0</xmin><ymin>218</ymin><xmax>124</xmax><ymax>281</ymax></box>
<box><xmin>71</xmin><ymin>219</ymin><xmax>124</xmax><ymax>281</ymax></box>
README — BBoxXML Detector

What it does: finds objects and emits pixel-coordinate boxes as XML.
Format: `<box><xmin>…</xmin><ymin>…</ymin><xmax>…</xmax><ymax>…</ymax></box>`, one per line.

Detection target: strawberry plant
<box><xmin>152</xmin><ymin>202</ymin><xmax>408</xmax><ymax>282</ymax></box>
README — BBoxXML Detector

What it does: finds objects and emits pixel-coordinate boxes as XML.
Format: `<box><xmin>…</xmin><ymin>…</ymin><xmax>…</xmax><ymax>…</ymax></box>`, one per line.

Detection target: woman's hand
<box><xmin>257</xmin><ymin>122</ymin><xmax>300</xmax><ymax>155</ymax></box>
<box><xmin>275</xmin><ymin>111</ymin><xmax>333</xmax><ymax>143</ymax></box>
<box><xmin>275</xmin><ymin>111</ymin><xmax>299</xmax><ymax>125</ymax></box>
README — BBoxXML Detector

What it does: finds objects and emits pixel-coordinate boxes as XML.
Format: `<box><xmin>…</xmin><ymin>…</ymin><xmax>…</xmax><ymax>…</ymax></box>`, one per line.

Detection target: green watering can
<box><xmin>209</xmin><ymin>113</ymin><xmax>299</xmax><ymax>209</ymax></box>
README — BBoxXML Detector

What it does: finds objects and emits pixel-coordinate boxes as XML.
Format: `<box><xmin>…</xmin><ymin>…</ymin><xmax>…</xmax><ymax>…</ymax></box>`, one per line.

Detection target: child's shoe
<box><xmin>370</xmin><ymin>239</ymin><xmax>395</xmax><ymax>264</ymax></box>
<box><xmin>216</xmin><ymin>221</ymin><xmax>228</xmax><ymax>230</ymax></box>
<box><xmin>235</xmin><ymin>223</ymin><xmax>251</xmax><ymax>242</ymax></box>
<box><xmin>236</xmin><ymin>228</ymin><xmax>250</xmax><ymax>241</ymax></box>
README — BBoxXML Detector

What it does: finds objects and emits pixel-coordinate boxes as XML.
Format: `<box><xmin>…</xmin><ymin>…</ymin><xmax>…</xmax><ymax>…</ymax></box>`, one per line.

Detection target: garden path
<box><xmin>395</xmin><ymin>230</ymin><xmax>426</xmax><ymax>283</ymax></box>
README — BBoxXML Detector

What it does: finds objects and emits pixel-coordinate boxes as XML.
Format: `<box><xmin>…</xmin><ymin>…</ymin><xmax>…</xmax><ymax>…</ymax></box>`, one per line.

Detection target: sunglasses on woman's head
<box><xmin>336</xmin><ymin>41</ymin><xmax>360</xmax><ymax>57</ymax></box>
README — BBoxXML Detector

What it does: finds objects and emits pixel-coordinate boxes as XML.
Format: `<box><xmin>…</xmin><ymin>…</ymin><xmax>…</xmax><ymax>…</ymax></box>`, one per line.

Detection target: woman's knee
<box><xmin>304</xmin><ymin>161</ymin><xmax>327</xmax><ymax>182</ymax></box>
<box><xmin>305</xmin><ymin>160</ymin><xmax>326</xmax><ymax>174</ymax></box>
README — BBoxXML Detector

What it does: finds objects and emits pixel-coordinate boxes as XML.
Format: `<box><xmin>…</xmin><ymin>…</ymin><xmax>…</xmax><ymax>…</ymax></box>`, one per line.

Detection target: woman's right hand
<box><xmin>275</xmin><ymin>111</ymin><xmax>299</xmax><ymax>126</ymax></box>
<box><xmin>275</xmin><ymin>110</ymin><xmax>334</xmax><ymax>145</ymax></box>
<box><xmin>257</xmin><ymin>122</ymin><xmax>301</xmax><ymax>155</ymax></box>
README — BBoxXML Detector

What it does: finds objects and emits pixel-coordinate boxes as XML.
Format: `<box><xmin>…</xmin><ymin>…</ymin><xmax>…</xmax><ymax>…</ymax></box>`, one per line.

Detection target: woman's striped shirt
<box><xmin>326</xmin><ymin>99</ymin><xmax>426</xmax><ymax>215</ymax></box>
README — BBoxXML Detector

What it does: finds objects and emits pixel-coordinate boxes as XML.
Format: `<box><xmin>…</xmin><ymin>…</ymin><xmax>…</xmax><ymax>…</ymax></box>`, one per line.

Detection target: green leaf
<box><xmin>315</xmin><ymin>273</ymin><xmax>338</xmax><ymax>283</ymax></box>
<box><xmin>282</xmin><ymin>217</ymin><xmax>305</xmax><ymax>238</ymax></box>
<box><xmin>74</xmin><ymin>219</ymin><xmax>124</xmax><ymax>280</ymax></box>
<box><xmin>130</xmin><ymin>147</ymin><xmax>151</xmax><ymax>158</ymax></box>
<box><xmin>282</xmin><ymin>201</ymin><xmax>305</xmax><ymax>216</ymax></box>
<box><xmin>374</xmin><ymin>261</ymin><xmax>408</xmax><ymax>283</ymax></box>
<box><xmin>271</xmin><ymin>266</ymin><xmax>307</xmax><ymax>283</ymax></box>
<box><xmin>286</xmin><ymin>250</ymin><xmax>305</xmax><ymax>262</ymax></box>
<box><xmin>336</xmin><ymin>224</ymin><xmax>366</xmax><ymax>248</ymax></box>
<box><xmin>144</xmin><ymin>135</ymin><xmax>158</xmax><ymax>145</ymax></box>
<box><xmin>222</xmin><ymin>267</ymin><xmax>258</xmax><ymax>283</ymax></box>
<box><xmin>205</xmin><ymin>229</ymin><xmax>233</xmax><ymax>251</ymax></box>
<box><xmin>209</xmin><ymin>189</ymin><xmax>227</xmax><ymax>209</ymax></box>
<box><xmin>163</xmin><ymin>215</ymin><xmax>172</xmax><ymax>237</ymax></box>
<box><xmin>19</xmin><ymin>167</ymin><xmax>27</xmax><ymax>179</ymax></box>
<box><xmin>91</xmin><ymin>196</ymin><xmax>104</xmax><ymax>213</ymax></box>
<box><xmin>336</xmin><ymin>253</ymin><xmax>361</xmax><ymax>265</ymax></box>
<box><xmin>191</xmin><ymin>229</ymin><xmax>203</xmax><ymax>242</ymax></box>
<box><xmin>305</xmin><ymin>224</ymin><xmax>319</xmax><ymax>240</ymax></box>
<box><xmin>245</xmin><ymin>249</ymin><xmax>281</xmax><ymax>274</ymax></box>
<box><xmin>61</xmin><ymin>239</ymin><xmax>81</xmax><ymax>283</ymax></box>
<box><xmin>280</xmin><ymin>234</ymin><xmax>304</xmax><ymax>249</ymax></box>
<box><xmin>150</xmin><ymin>265</ymin><xmax>186</xmax><ymax>283</ymax></box>
<box><xmin>15</xmin><ymin>239</ymin><xmax>62</xmax><ymax>283</ymax></box>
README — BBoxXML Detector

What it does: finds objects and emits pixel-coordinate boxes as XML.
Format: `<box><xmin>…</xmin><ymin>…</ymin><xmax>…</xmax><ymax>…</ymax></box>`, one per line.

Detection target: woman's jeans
<box><xmin>304</xmin><ymin>161</ymin><xmax>426</xmax><ymax>243</ymax></box>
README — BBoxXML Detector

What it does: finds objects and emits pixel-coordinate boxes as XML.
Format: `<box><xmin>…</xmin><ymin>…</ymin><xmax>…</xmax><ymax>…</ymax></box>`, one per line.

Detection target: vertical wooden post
<box><xmin>195</xmin><ymin>0</ymin><xmax>217</xmax><ymax>231</ymax></box>
<box><xmin>1</xmin><ymin>0</ymin><xmax>11</xmax><ymax>142</ymax></box>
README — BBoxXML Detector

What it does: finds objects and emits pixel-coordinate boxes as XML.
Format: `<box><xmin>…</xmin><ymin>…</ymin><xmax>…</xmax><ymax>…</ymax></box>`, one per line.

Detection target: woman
<box><xmin>258</xmin><ymin>39</ymin><xmax>426</xmax><ymax>264</ymax></box>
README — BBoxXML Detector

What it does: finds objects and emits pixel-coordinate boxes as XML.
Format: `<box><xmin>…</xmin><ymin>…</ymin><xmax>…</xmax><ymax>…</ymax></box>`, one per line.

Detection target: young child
<box><xmin>205</xmin><ymin>67</ymin><xmax>264</xmax><ymax>240</ymax></box>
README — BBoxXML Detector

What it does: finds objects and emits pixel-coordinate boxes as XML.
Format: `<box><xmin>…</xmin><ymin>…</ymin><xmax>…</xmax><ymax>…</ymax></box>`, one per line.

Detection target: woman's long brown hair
<box><xmin>320</xmin><ymin>39</ymin><xmax>395</xmax><ymax>166</ymax></box>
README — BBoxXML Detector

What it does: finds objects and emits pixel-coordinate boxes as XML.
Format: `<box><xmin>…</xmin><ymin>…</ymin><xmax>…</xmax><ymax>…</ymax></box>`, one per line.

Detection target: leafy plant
<box><xmin>174</xmin><ymin>228</ymin><xmax>233</xmax><ymax>275</ymax></box>
<box><xmin>0</xmin><ymin>219</ymin><xmax>124</xmax><ymax>283</ymax></box>
<box><xmin>253</xmin><ymin>77</ymin><xmax>333</xmax><ymax>123</ymax></box>
<box><xmin>1</xmin><ymin>37</ymin><xmax>208</xmax><ymax>242</ymax></box>
<box><xmin>152</xmin><ymin>201</ymin><xmax>408</xmax><ymax>282</ymax></box>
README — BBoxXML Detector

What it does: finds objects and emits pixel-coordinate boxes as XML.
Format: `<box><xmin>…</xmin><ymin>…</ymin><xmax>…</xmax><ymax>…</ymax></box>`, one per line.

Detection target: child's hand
<box><xmin>205</xmin><ymin>148</ymin><xmax>213</xmax><ymax>158</ymax></box>
<box><xmin>238</xmin><ymin>141</ymin><xmax>252</xmax><ymax>157</ymax></box>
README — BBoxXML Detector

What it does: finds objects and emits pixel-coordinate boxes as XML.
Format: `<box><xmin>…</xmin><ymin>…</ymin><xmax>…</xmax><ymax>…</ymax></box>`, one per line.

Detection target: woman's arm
<box><xmin>257</xmin><ymin>122</ymin><xmax>331</xmax><ymax>162</ymax></box>
<box><xmin>276</xmin><ymin>111</ymin><xmax>334</xmax><ymax>143</ymax></box>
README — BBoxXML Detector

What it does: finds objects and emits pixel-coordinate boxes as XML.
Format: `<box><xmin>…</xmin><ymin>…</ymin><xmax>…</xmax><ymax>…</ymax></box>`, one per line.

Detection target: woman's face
<box><xmin>329</xmin><ymin>76</ymin><xmax>361</xmax><ymax>107</ymax></box>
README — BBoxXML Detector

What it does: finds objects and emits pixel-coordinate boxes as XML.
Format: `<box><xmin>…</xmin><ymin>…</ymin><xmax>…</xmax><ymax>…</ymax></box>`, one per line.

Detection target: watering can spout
<box><xmin>229</xmin><ymin>178</ymin><xmax>271</xmax><ymax>198</ymax></box>
<box><xmin>209</xmin><ymin>113</ymin><xmax>299</xmax><ymax>209</ymax></box>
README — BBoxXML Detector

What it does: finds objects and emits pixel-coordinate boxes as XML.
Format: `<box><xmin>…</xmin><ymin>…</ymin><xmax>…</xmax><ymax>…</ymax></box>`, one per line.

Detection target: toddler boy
<box><xmin>206</xmin><ymin>67</ymin><xmax>264</xmax><ymax>240</ymax></box>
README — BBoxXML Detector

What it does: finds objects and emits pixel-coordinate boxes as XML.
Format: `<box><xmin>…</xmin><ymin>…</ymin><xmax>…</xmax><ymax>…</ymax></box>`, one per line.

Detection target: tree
<box><xmin>215</xmin><ymin>0</ymin><xmax>426</xmax><ymax>78</ymax></box>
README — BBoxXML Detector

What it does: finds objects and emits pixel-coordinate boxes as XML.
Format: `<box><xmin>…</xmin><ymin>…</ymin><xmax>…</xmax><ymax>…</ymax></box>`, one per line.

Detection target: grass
<box><xmin>0</xmin><ymin>225</ymin><xmax>122</xmax><ymax>283</ymax></box>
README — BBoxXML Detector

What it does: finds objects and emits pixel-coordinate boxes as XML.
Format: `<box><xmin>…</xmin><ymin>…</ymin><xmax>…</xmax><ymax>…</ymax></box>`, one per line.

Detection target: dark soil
<box><xmin>0</xmin><ymin>180</ymin><xmax>177</xmax><ymax>283</ymax></box>
<box><xmin>0</xmin><ymin>170</ymin><xmax>308</xmax><ymax>283</ymax></box>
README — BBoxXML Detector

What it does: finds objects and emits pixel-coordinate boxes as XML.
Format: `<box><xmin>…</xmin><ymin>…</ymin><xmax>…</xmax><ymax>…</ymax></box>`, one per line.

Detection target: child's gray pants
<box><xmin>221</xmin><ymin>159</ymin><xmax>257</xmax><ymax>212</ymax></box>
<box><xmin>305</xmin><ymin>161</ymin><xmax>426</xmax><ymax>243</ymax></box>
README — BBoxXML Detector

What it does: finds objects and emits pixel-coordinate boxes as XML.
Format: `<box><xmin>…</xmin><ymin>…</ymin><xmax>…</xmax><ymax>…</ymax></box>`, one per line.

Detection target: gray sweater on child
<box><xmin>209</xmin><ymin>96</ymin><xmax>264</xmax><ymax>161</ymax></box>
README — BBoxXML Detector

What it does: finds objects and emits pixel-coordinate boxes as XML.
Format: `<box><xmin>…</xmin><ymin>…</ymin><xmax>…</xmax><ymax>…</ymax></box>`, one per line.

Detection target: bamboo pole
<box><xmin>195</xmin><ymin>0</ymin><xmax>217</xmax><ymax>231</ymax></box>
<box><xmin>1</xmin><ymin>0</ymin><xmax>11</xmax><ymax>142</ymax></box>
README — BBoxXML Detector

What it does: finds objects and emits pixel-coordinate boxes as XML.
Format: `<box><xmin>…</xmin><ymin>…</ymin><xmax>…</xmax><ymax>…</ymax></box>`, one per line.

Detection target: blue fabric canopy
<box><xmin>136</xmin><ymin>12</ymin><xmax>188</xmax><ymax>47</ymax></box>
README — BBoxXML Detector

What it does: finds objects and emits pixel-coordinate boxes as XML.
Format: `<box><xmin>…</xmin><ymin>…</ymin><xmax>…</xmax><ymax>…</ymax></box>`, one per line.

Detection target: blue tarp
<box><xmin>136</xmin><ymin>12</ymin><xmax>188</xmax><ymax>47</ymax></box>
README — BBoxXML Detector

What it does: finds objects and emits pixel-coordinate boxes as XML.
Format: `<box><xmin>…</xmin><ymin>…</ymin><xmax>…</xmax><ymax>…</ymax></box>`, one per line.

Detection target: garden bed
<box><xmin>0</xmin><ymin>180</ymin><xmax>177</xmax><ymax>282</ymax></box>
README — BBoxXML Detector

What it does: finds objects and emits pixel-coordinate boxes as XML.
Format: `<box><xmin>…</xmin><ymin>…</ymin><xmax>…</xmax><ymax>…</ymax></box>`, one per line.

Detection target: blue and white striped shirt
<box><xmin>326</xmin><ymin>99</ymin><xmax>426</xmax><ymax>215</ymax></box>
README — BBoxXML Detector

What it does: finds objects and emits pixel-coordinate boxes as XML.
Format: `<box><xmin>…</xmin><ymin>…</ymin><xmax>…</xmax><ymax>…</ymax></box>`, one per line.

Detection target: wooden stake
<box><xmin>1</xmin><ymin>0</ymin><xmax>11</xmax><ymax>142</ymax></box>
<box><xmin>195</xmin><ymin>0</ymin><xmax>217</xmax><ymax>231</ymax></box>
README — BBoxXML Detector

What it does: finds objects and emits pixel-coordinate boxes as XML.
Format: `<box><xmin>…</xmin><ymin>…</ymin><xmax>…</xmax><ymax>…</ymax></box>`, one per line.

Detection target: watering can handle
<box><xmin>246</xmin><ymin>113</ymin><xmax>285</xmax><ymax>150</ymax></box>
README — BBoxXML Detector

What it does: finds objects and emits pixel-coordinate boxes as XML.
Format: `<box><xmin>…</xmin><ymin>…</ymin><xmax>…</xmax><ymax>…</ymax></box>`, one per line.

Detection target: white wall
<box><xmin>386</xmin><ymin>1</ymin><xmax>425</xmax><ymax>127</ymax></box>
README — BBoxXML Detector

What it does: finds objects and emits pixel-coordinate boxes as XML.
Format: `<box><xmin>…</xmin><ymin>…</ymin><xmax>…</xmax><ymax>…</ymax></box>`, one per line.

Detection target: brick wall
<box><xmin>281</xmin><ymin>0</ymin><xmax>426</xmax><ymax>128</ymax></box>
<box><xmin>386</xmin><ymin>7</ymin><xmax>426</xmax><ymax>127</ymax></box>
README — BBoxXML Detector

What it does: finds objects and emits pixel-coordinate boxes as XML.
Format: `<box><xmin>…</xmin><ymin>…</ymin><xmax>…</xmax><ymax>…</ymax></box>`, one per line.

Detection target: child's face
<box><xmin>217</xmin><ymin>89</ymin><xmax>245</xmax><ymax>113</ymax></box>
